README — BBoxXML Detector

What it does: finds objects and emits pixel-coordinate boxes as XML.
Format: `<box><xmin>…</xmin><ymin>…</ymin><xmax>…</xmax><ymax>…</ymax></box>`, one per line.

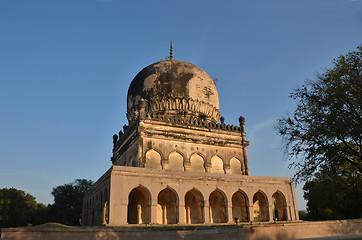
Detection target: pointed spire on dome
<box><xmin>169</xmin><ymin>40</ymin><xmax>173</xmax><ymax>60</ymax></box>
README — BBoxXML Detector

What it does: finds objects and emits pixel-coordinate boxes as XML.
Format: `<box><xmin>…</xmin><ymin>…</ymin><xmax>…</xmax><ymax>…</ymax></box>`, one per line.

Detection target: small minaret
<box><xmin>170</xmin><ymin>40</ymin><xmax>173</xmax><ymax>60</ymax></box>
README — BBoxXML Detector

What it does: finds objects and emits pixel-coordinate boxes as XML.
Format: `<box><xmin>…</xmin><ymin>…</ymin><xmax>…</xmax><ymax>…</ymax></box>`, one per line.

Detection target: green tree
<box><xmin>48</xmin><ymin>179</ymin><xmax>93</xmax><ymax>226</ymax></box>
<box><xmin>0</xmin><ymin>188</ymin><xmax>47</xmax><ymax>227</ymax></box>
<box><xmin>303</xmin><ymin>163</ymin><xmax>362</xmax><ymax>220</ymax></box>
<box><xmin>276</xmin><ymin>45</ymin><xmax>362</xmax><ymax>183</ymax></box>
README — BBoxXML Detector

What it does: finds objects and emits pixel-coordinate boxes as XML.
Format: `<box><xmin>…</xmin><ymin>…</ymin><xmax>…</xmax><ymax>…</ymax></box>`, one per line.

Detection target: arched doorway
<box><xmin>185</xmin><ymin>188</ymin><xmax>204</xmax><ymax>224</ymax></box>
<box><xmin>157</xmin><ymin>187</ymin><xmax>178</xmax><ymax>224</ymax></box>
<box><xmin>127</xmin><ymin>186</ymin><xmax>151</xmax><ymax>224</ymax></box>
<box><xmin>272</xmin><ymin>191</ymin><xmax>287</xmax><ymax>221</ymax></box>
<box><xmin>209</xmin><ymin>189</ymin><xmax>227</xmax><ymax>223</ymax></box>
<box><xmin>253</xmin><ymin>191</ymin><xmax>269</xmax><ymax>222</ymax></box>
<box><xmin>232</xmin><ymin>190</ymin><xmax>249</xmax><ymax>222</ymax></box>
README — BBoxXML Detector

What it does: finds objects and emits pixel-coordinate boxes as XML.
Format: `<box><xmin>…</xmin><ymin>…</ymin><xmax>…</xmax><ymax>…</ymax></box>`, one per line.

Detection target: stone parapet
<box><xmin>2</xmin><ymin>219</ymin><xmax>361</xmax><ymax>240</ymax></box>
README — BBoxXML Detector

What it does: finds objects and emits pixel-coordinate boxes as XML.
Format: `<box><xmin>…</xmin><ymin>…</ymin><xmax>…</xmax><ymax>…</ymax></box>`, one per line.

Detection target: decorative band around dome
<box><xmin>127</xmin><ymin>97</ymin><xmax>221</xmax><ymax>122</ymax></box>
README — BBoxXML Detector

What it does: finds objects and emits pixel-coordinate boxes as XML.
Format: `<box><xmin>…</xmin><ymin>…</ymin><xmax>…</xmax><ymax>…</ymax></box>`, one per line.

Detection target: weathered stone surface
<box><xmin>82</xmin><ymin>166</ymin><xmax>299</xmax><ymax>226</ymax></box>
<box><xmin>127</xmin><ymin>60</ymin><xmax>220</xmax><ymax>122</ymax></box>
<box><xmin>2</xmin><ymin>219</ymin><xmax>361</xmax><ymax>240</ymax></box>
<box><xmin>82</xmin><ymin>57</ymin><xmax>299</xmax><ymax>227</ymax></box>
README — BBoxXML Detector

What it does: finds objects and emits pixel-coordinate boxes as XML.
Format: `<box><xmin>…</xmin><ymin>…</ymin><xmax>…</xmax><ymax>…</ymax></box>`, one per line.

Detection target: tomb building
<box><xmin>82</xmin><ymin>48</ymin><xmax>299</xmax><ymax>226</ymax></box>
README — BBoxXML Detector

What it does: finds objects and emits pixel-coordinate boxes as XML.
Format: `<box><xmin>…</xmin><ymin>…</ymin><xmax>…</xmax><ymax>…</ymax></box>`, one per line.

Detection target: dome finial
<box><xmin>169</xmin><ymin>40</ymin><xmax>173</xmax><ymax>60</ymax></box>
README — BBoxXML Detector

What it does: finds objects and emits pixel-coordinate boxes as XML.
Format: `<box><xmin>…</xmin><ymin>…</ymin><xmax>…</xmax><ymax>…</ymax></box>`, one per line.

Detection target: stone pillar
<box><xmin>161</xmin><ymin>158</ymin><xmax>168</xmax><ymax>170</ymax></box>
<box><xmin>178</xmin><ymin>198</ymin><xmax>186</xmax><ymax>224</ymax></box>
<box><xmin>243</xmin><ymin>147</ymin><xmax>250</xmax><ymax>175</ymax></box>
<box><xmin>203</xmin><ymin>200</ymin><xmax>210</xmax><ymax>224</ymax></box>
<box><xmin>290</xmin><ymin>182</ymin><xmax>299</xmax><ymax>220</ymax></box>
<box><xmin>184</xmin><ymin>158</ymin><xmax>191</xmax><ymax>171</ymax></box>
<box><xmin>224</xmin><ymin>164</ymin><xmax>231</xmax><ymax>174</ymax></box>
<box><xmin>227</xmin><ymin>200</ymin><xmax>234</xmax><ymax>223</ymax></box>
<box><xmin>205</xmin><ymin>161</ymin><xmax>212</xmax><ymax>173</ymax></box>
<box><xmin>108</xmin><ymin>173</ymin><xmax>128</xmax><ymax>225</ymax></box>
<box><xmin>150</xmin><ymin>199</ymin><xmax>158</xmax><ymax>224</ymax></box>
<box><xmin>109</xmin><ymin>202</ymin><xmax>128</xmax><ymax>225</ymax></box>
<box><xmin>248</xmin><ymin>202</ymin><xmax>254</xmax><ymax>222</ymax></box>
<box><xmin>268</xmin><ymin>201</ymin><xmax>274</xmax><ymax>222</ymax></box>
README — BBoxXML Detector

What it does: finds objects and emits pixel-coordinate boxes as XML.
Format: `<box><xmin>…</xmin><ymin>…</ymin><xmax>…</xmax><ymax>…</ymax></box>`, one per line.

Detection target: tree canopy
<box><xmin>47</xmin><ymin>179</ymin><xmax>93</xmax><ymax>226</ymax></box>
<box><xmin>0</xmin><ymin>188</ymin><xmax>47</xmax><ymax>227</ymax></box>
<box><xmin>303</xmin><ymin>163</ymin><xmax>362</xmax><ymax>220</ymax></box>
<box><xmin>276</xmin><ymin>45</ymin><xmax>362</xmax><ymax>183</ymax></box>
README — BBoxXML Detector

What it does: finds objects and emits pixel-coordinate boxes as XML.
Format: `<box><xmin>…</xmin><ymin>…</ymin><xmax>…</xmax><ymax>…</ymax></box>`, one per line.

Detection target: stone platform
<box><xmin>1</xmin><ymin>219</ymin><xmax>361</xmax><ymax>240</ymax></box>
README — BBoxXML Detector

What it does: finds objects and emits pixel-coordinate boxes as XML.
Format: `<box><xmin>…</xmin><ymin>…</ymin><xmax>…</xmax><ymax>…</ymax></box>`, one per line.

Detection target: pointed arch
<box><xmin>185</xmin><ymin>188</ymin><xmax>204</xmax><ymax>224</ymax></box>
<box><xmin>230</xmin><ymin>157</ymin><xmax>242</xmax><ymax>175</ymax></box>
<box><xmin>253</xmin><ymin>190</ymin><xmax>269</xmax><ymax>222</ymax></box>
<box><xmin>157</xmin><ymin>187</ymin><xmax>179</xmax><ymax>224</ymax></box>
<box><xmin>145</xmin><ymin>149</ymin><xmax>162</xmax><ymax>169</ymax></box>
<box><xmin>166</xmin><ymin>151</ymin><xmax>184</xmax><ymax>171</ymax></box>
<box><xmin>232</xmin><ymin>190</ymin><xmax>249</xmax><ymax>222</ymax></box>
<box><xmin>127</xmin><ymin>185</ymin><xmax>151</xmax><ymax>224</ymax></box>
<box><xmin>211</xmin><ymin>155</ymin><xmax>224</xmax><ymax>173</ymax></box>
<box><xmin>209</xmin><ymin>189</ymin><xmax>227</xmax><ymax>223</ymax></box>
<box><xmin>272</xmin><ymin>191</ymin><xmax>288</xmax><ymax>221</ymax></box>
<box><xmin>190</xmin><ymin>153</ymin><xmax>205</xmax><ymax>172</ymax></box>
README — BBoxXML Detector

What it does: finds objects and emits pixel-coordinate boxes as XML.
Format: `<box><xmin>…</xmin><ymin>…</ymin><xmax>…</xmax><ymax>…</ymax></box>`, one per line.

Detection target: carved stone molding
<box><xmin>127</xmin><ymin>97</ymin><xmax>220</xmax><ymax>123</ymax></box>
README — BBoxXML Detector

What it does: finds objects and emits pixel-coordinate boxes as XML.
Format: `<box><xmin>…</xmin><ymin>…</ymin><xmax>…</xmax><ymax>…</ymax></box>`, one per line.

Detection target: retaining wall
<box><xmin>1</xmin><ymin>219</ymin><xmax>361</xmax><ymax>240</ymax></box>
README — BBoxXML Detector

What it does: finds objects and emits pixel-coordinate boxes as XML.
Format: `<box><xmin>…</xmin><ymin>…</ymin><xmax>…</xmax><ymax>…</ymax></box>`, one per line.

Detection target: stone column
<box><xmin>184</xmin><ymin>158</ymin><xmax>191</xmax><ymax>171</ymax></box>
<box><xmin>290</xmin><ymin>182</ymin><xmax>299</xmax><ymax>220</ymax></box>
<box><xmin>243</xmin><ymin>147</ymin><xmax>250</xmax><ymax>175</ymax></box>
<box><xmin>248</xmin><ymin>202</ymin><xmax>254</xmax><ymax>222</ymax></box>
<box><xmin>108</xmin><ymin>173</ymin><xmax>128</xmax><ymax>225</ymax></box>
<box><xmin>203</xmin><ymin>200</ymin><xmax>210</xmax><ymax>224</ymax></box>
<box><xmin>178</xmin><ymin>198</ymin><xmax>186</xmax><ymax>224</ymax></box>
<box><xmin>268</xmin><ymin>199</ymin><xmax>274</xmax><ymax>222</ymax></box>
<box><xmin>161</xmin><ymin>158</ymin><xmax>168</xmax><ymax>170</ymax></box>
<box><xmin>150</xmin><ymin>199</ymin><xmax>158</xmax><ymax>224</ymax></box>
<box><xmin>227</xmin><ymin>200</ymin><xmax>234</xmax><ymax>223</ymax></box>
<box><xmin>205</xmin><ymin>161</ymin><xmax>212</xmax><ymax>173</ymax></box>
<box><xmin>109</xmin><ymin>201</ymin><xmax>128</xmax><ymax>225</ymax></box>
<box><xmin>224</xmin><ymin>163</ymin><xmax>231</xmax><ymax>174</ymax></box>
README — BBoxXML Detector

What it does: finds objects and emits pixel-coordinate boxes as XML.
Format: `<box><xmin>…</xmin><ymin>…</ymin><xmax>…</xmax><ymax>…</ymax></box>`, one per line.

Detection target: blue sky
<box><xmin>0</xmin><ymin>0</ymin><xmax>361</xmax><ymax>211</ymax></box>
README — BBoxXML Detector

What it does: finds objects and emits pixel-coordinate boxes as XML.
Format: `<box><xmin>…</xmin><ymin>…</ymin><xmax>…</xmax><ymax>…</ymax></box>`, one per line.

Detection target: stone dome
<box><xmin>127</xmin><ymin>60</ymin><xmax>220</xmax><ymax>123</ymax></box>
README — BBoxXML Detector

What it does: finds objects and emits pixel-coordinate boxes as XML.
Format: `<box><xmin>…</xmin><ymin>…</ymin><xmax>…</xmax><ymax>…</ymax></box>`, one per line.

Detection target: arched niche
<box><xmin>165</xmin><ymin>151</ymin><xmax>184</xmax><ymax>171</ymax></box>
<box><xmin>209</xmin><ymin>189</ymin><xmax>227</xmax><ymax>223</ymax></box>
<box><xmin>230</xmin><ymin>157</ymin><xmax>242</xmax><ymax>175</ymax></box>
<box><xmin>157</xmin><ymin>187</ymin><xmax>179</xmax><ymax>224</ymax></box>
<box><xmin>190</xmin><ymin>153</ymin><xmax>205</xmax><ymax>172</ymax></box>
<box><xmin>211</xmin><ymin>155</ymin><xmax>224</xmax><ymax>173</ymax></box>
<box><xmin>185</xmin><ymin>188</ymin><xmax>204</xmax><ymax>224</ymax></box>
<box><xmin>127</xmin><ymin>186</ymin><xmax>151</xmax><ymax>224</ymax></box>
<box><xmin>145</xmin><ymin>149</ymin><xmax>162</xmax><ymax>169</ymax></box>
<box><xmin>272</xmin><ymin>191</ymin><xmax>288</xmax><ymax>221</ymax></box>
<box><xmin>232</xmin><ymin>190</ymin><xmax>249</xmax><ymax>222</ymax></box>
<box><xmin>253</xmin><ymin>190</ymin><xmax>269</xmax><ymax>222</ymax></box>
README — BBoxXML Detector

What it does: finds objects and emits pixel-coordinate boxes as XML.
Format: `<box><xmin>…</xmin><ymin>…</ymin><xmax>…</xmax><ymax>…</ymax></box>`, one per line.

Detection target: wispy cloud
<box><xmin>249</xmin><ymin>118</ymin><xmax>275</xmax><ymax>136</ymax></box>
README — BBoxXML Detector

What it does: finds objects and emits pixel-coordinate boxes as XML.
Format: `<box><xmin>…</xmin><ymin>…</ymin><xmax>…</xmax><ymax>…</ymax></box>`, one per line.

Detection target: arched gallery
<box><xmin>82</xmin><ymin>57</ymin><xmax>299</xmax><ymax>226</ymax></box>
